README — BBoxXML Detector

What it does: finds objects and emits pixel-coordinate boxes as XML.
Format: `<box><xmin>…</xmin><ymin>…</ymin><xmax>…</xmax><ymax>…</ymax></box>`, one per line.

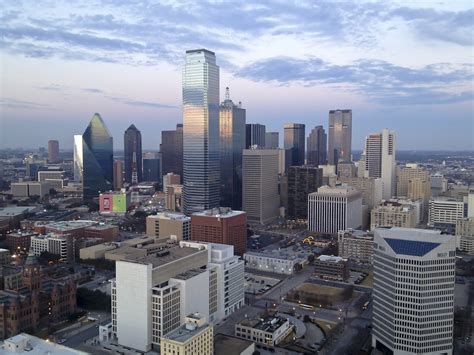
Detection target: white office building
<box><xmin>111</xmin><ymin>241</ymin><xmax>244</xmax><ymax>352</ymax></box>
<box><xmin>372</xmin><ymin>227</ymin><xmax>455</xmax><ymax>355</ymax></box>
<box><xmin>30</xmin><ymin>233</ymin><xmax>69</xmax><ymax>259</ymax></box>
<box><xmin>338</xmin><ymin>229</ymin><xmax>374</xmax><ymax>265</ymax></box>
<box><xmin>428</xmin><ymin>198</ymin><xmax>466</xmax><ymax>227</ymax></box>
<box><xmin>308</xmin><ymin>185</ymin><xmax>362</xmax><ymax>234</ymax></box>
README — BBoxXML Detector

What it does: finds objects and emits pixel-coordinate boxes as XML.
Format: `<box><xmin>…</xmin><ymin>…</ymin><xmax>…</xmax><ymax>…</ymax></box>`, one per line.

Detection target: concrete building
<box><xmin>165</xmin><ymin>184</ymin><xmax>183</xmax><ymax>212</ymax></box>
<box><xmin>163</xmin><ymin>173</ymin><xmax>181</xmax><ymax>192</ymax></box>
<box><xmin>191</xmin><ymin>208</ymin><xmax>247</xmax><ymax>255</ymax></box>
<box><xmin>370</xmin><ymin>200</ymin><xmax>417</xmax><ymax>230</ymax></box>
<box><xmin>428</xmin><ymin>197</ymin><xmax>466</xmax><ymax>228</ymax></box>
<box><xmin>245</xmin><ymin>123</ymin><xmax>266</xmax><ymax>148</ymax></box>
<box><xmin>1</xmin><ymin>333</ymin><xmax>87</xmax><ymax>354</ymax></box>
<box><xmin>456</xmin><ymin>218</ymin><xmax>474</xmax><ymax>254</ymax></box>
<box><xmin>37</xmin><ymin>169</ymin><xmax>68</xmax><ymax>189</ymax></box>
<box><xmin>0</xmin><ymin>249</ymin><xmax>11</xmax><ymax>266</ymax></box>
<box><xmin>6</xmin><ymin>231</ymin><xmax>38</xmax><ymax>253</ymax></box>
<box><xmin>372</xmin><ymin>228</ymin><xmax>455</xmax><ymax>355</ymax></box>
<box><xmin>363</xmin><ymin>129</ymin><xmax>396</xmax><ymax>199</ymax></box>
<box><xmin>396</xmin><ymin>164</ymin><xmax>429</xmax><ymax>197</ymax></box>
<box><xmin>339</xmin><ymin>176</ymin><xmax>383</xmax><ymax>209</ymax></box>
<box><xmin>242</xmin><ymin>149</ymin><xmax>279</xmax><ymax>225</ymax></box>
<box><xmin>160</xmin><ymin>313</ymin><xmax>213</xmax><ymax>355</ymax></box>
<box><xmin>337</xmin><ymin>229</ymin><xmax>373</xmax><ymax>265</ymax></box>
<box><xmin>235</xmin><ymin>315</ymin><xmax>293</xmax><ymax>346</ymax></box>
<box><xmin>328</xmin><ymin>109</ymin><xmax>352</xmax><ymax>165</ymax></box>
<box><xmin>146</xmin><ymin>212</ymin><xmax>190</xmax><ymax>241</ymax></box>
<box><xmin>113</xmin><ymin>160</ymin><xmax>124</xmax><ymax>190</ymax></box>
<box><xmin>287</xmin><ymin>166</ymin><xmax>323</xmax><ymax>220</ymax></box>
<box><xmin>265</xmin><ymin>132</ymin><xmax>279</xmax><ymax>149</ymax></box>
<box><xmin>307</xmin><ymin>125</ymin><xmax>327</xmax><ymax>166</ymax></box>
<box><xmin>47</xmin><ymin>140</ymin><xmax>60</xmax><ymax>163</ymax></box>
<box><xmin>112</xmin><ymin>241</ymin><xmax>244</xmax><ymax>352</ymax></box>
<box><xmin>79</xmin><ymin>243</ymin><xmax>118</xmax><ymax>260</ymax></box>
<box><xmin>214</xmin><ymin>334</ymin><xmax>255</xmax><ymax>355</ymax></box>
<box><xmin>11</xmin><ymin>182</ymin><xmax>51</xmax><ymax>198</ymax></box>
<box><xmin>124</xmin><ymin>124</ymin><xmax>142</xmax><ymax>184</ymax></box>
<box><xmin>30</xmin><ymin>233</ymin><xmax>70</xmax><ymax>260</ymax></box>
<box><xmin>284</xmin><ymin>123</ymin><xmax>305</xmax><ymax>166</ymax></box>
<box><xmin>337</xmin><ymin>162</ymin><xmax>356</xmax><ymax>179</ymax></box>
<box><xmin>314</xmin><ymin>255</ymin><xmax>350</xmax><ymax>281</ymax></box>
<box><xmin>243</xmin><ymin>249</ymin><xmax>310</xmax><ymax>275</ymax></box>
<box><xmin>308</xmin><ymin>185</ymin><xmax>362</xmax><ymax>235</ymax></box>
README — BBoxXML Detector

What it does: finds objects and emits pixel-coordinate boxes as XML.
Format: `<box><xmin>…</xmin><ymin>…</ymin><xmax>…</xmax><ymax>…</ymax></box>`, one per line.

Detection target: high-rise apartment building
<box><xmin>307</xmin><ymin>125</ymin><xmax>327</xmax><ymax>166</ymax></box>
<box><xmin>113</xmin><ymin>160</ymin><xmax>123</xmax><ymax>190</ymax></box>
<box><xmin>146</xmin><ymin>212</ymin><xmax>190</xmax><ymax>241</ymax></box>
<box><xmin>81</xmin><ymin>113</ymin><xmax>113</xmax><ymax>199</ymax></box>
<box><xmin>308</xmin><ymin>185</ymin><xmax>362</xmax><ymax>234</ymax></box>
<box><xmin>47</xmin><ymin>140</ymin><xmax>59</xmax><ymax>163</ymax></box>
<box><xmin>372</xmin><ymin>227</ymin><xmax>455</xmax><ymax>355</ymax></box>
<box><xmin>287</xmin><ymin>166</ymin><xmax>323</xmax><ymax>220</ymax></box>
<box><xmin>183</xmin><ymin>49</ymin><xmax>220</xmax><ymax>215</ymax></box>
<box><xmin>396</xmin><ymin>164</ymin><xmax>429</xmax><ymax>197</ymax></box>
<box><xmin>245</xmin><ymin>124</ymin><xmax>266</xmax><ymax>148</ymax></box>
<box><xmin>124</xmin><ymin>124</ymin><xmax>142</xmax><ymax>184</ymax></box>
<box><xmin>242</xmin><ymin>149</ymin><xmax>280</xmax><ymax>225</ymax></box>
<box><xmin>284</xmin><ymin>123</ymin><xmax>305</xmax><ymax>166</ymax></box>
<box><xmin>111</xmin><ymin>241</ymin><xmax>244</xmax><ymax>352</ymax></box>
<box><xmin>328</xmin><ymin>109</ymin><xmax>352</xmax><ymax>165</ymax></box>
<box><xmin>363</xmin><ymin>129</ymin><xmax>396</xmax><ymax>200</ymax></box>
<box><xmin>191</xmin><ymin>208</ymin><xmax>247</xmax><ymax>255</ymax></box>
<box><xmin>265</xmin><ymin>132</ymin><xmax>279</xmax><ymax>149</ymax></box>
<box><xmin>220</xmin><ymin>88</ymin><xmax>246</xmax><ymax>210</ymax></box>
<box><xmin>161</xmin><ymin>124</ymin><xmax>183</xmax><ymax>179</ymax></box>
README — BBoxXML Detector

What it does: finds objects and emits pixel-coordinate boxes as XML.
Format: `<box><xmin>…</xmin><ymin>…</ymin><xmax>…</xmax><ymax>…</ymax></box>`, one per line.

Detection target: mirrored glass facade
<box><xmin>124</xmin><ymin>124</ymin><xmax>142</xmax><ymax>183</ymax></box>
<box><xmin>73</xmin><ymin>134</ymin><xmax>83</xmax><ymax>182</ymax></box>
<box><xmin>328</xmin><ymin>109</ymin><xmax>352</xmax><ymax>165</ymax></box>
<box><xmin>182</xmin><ymin>49</ymin><xmax>220</xmax><ymax>215</ymax></box>
<box><xmin>284</xmin><ymin>123</ymin><xmax>306</xmax><ymax>166</ymax></box>
<box><xmin>82</xmin><ymin>113</ymin><xmax>113</xmax><ymax>199</ymax></box>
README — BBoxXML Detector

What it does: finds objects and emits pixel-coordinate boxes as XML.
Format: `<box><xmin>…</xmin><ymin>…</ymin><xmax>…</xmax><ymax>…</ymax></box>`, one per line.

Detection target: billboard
<box><xmin>100</xmin><ymin>193</ymin><xmax>129</xmax><ymax>213</ymax></box>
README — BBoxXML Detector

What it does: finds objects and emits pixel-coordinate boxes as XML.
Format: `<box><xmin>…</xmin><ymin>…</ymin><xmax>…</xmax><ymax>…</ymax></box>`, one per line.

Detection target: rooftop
<box><xmin>145</xmin><ymin>246</ymin><xmax>204</xmax><ymax>268</ymax></box>
<box><xmin>192</xmin><ymin>207</ymin><xmax>246</xmax><ymax>218</ymax></box>
<box><xmin>45</xmin><ymin>220</ymin><xmax>97</xmax><ymax>231</ymax></box>
<box><xmin>149</xmin><ymin>212</ymin><xmax>190</xmax><ymax>221</ymax></box>
<box><xmin>0</xmin><ymin>206</ymin><xmax>38</xmax><ymax>217</ymax></box>
<box><xmin>239</xmin><ymin>316</ymin><xmax>288</xmax><ymax>333</ymax></box>
<box><xmin>163</xmin><ymin>320</ymin><xmax>210</xmax><ymax>343</ymax></box>
<box><xmin>317</xmin><ymin>255</ymin><xmax>345</xmax><ymax>263</ymax></box>
<box><xmin>244</xmin><ymin>249</ymin><xmax>311</xmax><ymax>261</ymax></box>
<box><xmin>313</xmin><ymin>185</ymin><xmax>360</xmax><ymax>196</ymax></box>
<box><xmin>340</xmin><ymin>229</ymin><xmax>373</xmax><ymax>239</ymax></box>
<box><xmin>1</xmin><ymin>333</ymin><xmax>87</xmax><ymax>354</ymax></box>
<box><xmin>214</xmin><ymin>334</ymin><xmax>254</xmax><ymax>355</ymax></box>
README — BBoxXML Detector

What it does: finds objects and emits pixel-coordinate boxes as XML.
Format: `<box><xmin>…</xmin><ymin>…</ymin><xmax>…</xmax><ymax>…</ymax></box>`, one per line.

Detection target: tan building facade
<box><xmin>370</xmin><ymin>201</ymin><xmax>417</xmax><ymax>230</ymax></box>
<box><xmin>146</xmin><ymin>212</ymin><xmax>190</xmax><ymax>241</ymax></box>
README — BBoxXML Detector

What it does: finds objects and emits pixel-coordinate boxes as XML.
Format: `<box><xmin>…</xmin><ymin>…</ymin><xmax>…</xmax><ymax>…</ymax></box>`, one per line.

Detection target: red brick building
<box><xmin>5</xmin><ymin>232</ymin><xmax>38</xmax><ymax>254</ymax></box>
<box><xmin>191</xmin><ymin>208</ymin><xmax>247</xmax><ymax>255</ymax></box>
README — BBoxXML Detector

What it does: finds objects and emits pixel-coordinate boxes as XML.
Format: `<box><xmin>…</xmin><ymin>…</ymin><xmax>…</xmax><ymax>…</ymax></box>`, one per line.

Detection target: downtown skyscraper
<box><xmin>328</xmin><ymin>109</ymin><xmax>352</xmax><ymax>165</ymax></box>
<box><xmin>161</xmin><ymin>124</ymin><xmax>183</xmax><ymax>179</ymax></box>
<box><xmin>182</xmin><ymin>49</ymin><xmax>220</xmax><ymax>215</ymax></box>
<box><xmin>124</xmin><ymin>124</ymin><xmax>142</xmax><ymax>184</ymax></box>
<box><xmin>219</xmin><ymin>88</ymin><xmax>245</xmax><ymax>210</ymax></box>
<box><xmin>307</xmin><ymin>125</ymin><xmax>327</xmax><ymax>166</ymax></box>
<box><xmin>284</xmin><ymin>123</ymin><xmax>305</xmax><ymax>166</ymax></box>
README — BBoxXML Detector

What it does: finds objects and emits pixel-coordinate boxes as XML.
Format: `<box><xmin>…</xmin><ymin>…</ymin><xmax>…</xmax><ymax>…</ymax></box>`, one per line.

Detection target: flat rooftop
<box><xmin>317</xmin><ymin>255</ymin><xmax>345</xmax><ymax>263</ymax></box>
<box><xmin>0</xmin><ymin>206</ymin><xmax>37</xmax><ymax>217</ymax></box>
<box><xmin>244</xmin><ymin>249</ymin><xmax>310</xmax><ymax>261</ymax></box>
<box><xmin>143</xmin><ymin>246</ymin><xmax>203</xmax><ymax>268</ymax></box>
<box><xmin>375</xmin><ymin>227</ymin><xmax>449</xmax><ymax>243</ymax></box>
<box><xmin>192</xmin><ymin>207</ymin><xmax>245</xmax><ymax>218</ymax></box>
<box><xmin>173</xmin><ymin>268</ymin><xmax>207</xmax><ymax>281</ymax></box>
<box><xmin>149</xmin><ymin>212</ymin><xmax>190</xmax><ymax>221</ymax></box>
<box><xmin>163</xmin><ymin>322</ymin><xmax>209</xmax><ymax>343</ymax></box>
<box><xmin>214</xmin><ymin>334</ymin><xmax>254</xmax><ymax>355</ymax></box>
<box><xmin>239</xmin><ymin>316</ymin><xmax>288</xmax><ymax>333</ymax></box>
<box><xmin>1</xmin><ymin>333</ymin><xmax>88</xmax><ymax>354</ymax></box>
<box><xmin>45</xmin><ymin>220</ymin><xmax>97</xmax><ymax>231</ymax></box>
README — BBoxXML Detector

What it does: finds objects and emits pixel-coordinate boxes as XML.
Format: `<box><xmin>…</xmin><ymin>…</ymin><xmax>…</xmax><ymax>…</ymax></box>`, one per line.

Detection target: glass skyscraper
<box><xmin>161</xmin><ymin>124</ymin><xmax>183</xmax><ymax>179</ymax></box>
<box><xmin>307</xmin><ymin>125</ymin><xmax>327</xmax><ymax>166</ymax></box>
<box><xmin>82</xmin><ymin>113</ymin><xmax>113</xmax><ymax>200</ymax></box>
<box><xmin>182</xmin><ymin>49</ymin><xmax>220</xmax><ymax>215</ymax></box>
<box><xmin>284</xmin><ymin>123</ymin><xmax>306</xmax><ymax>166</ymax></box>
<box><xmin>124</xmin><ymin>124</ymin><xmax>142</xmax><ymax>184</ymax></box>
<box><xmin>328</xmin><ymin>109</ymin><xmax>352</xmax><ymax>165</ymax></box>
<box><xmin>220</xmin><ymin>88</ymin><xmax>246</xmax><ymax>210</ymax></box>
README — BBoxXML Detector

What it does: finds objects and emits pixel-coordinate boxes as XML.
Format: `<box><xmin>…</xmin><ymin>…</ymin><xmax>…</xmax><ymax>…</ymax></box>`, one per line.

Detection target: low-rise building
<box><xmin>214</xmin><ymin>334</ymin><xmax>255</xmax><ymax>355</ymax></box>
<box><xmin>160</xmin><ymin>313</ymin><xmax>213</xmax><ymax>355</ymax></box>
<box><xmin>314</xmin><ymin>255</ymin><xmax>349</xmax><ymax>281</ymax></box>
<box><xmin>235</xmin><ymin>315</ymin><xmax>293</xmax><ymax>346</ymax></box>
<box><xmin>243</xmin><ymin>249</ymin><xmax>310</xmax><ymax>275</ymax></box>
<box><xmin>5</xmin><ymin>231</ymin><xmax>38</xmax><ymax>254</ymax></box>
<box><xmin>337</xmin><ymin>229</ymin><xmax>373</xmax><ymax>265</ymax></box>
<box><xmin>456</xmin><ymin>217</ymin><xmax>474</xmax><ymax>255</ymax></box>
<box><xmin>79</xmin><ymin>243</ymin><xmax>119</xmax><ymax>260</ymax></box>
<box><xmin>0</xmin><ymin>249</ymin><xmax>10</xmax><ymax>266</ymax></box>
<box><xmin>146</xmin><ymin>212</ymin><xmax>190</xmax><ymax>241</ymax></box>
<box><xmin>370</xmin><ymin>200</ymin><xmax>417</xmax><ymax>230</ymax></box>
<box><xmin>2</xmin><ymin>333</ymin><xmax>87</xmax><ymax>354</ymax></box>
<box><xmin>10</xmin><ymin>182</ymin><xmax>51</xmax><ymax>198</ymax></box>
<box><xmin>30</xmin><ymin>234</ymin><xmax>70</xmax><ymax>260</ymax></box>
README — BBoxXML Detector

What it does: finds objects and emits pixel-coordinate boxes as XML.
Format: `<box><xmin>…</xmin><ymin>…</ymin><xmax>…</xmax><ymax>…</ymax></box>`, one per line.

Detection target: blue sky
<box><xmin>1</xmin><ymin>0</ymin><xmax>473</xmax><ymax>150</ymax></box>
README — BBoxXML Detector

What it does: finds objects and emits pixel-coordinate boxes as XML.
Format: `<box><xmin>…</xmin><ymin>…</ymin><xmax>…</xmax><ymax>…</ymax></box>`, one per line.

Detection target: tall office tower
<box><xmin>142</xmin><ymin>152</ymin><xmax>161</xmax><ymax>182</ymax></box>
<box><xmin>113</xmin><ymin>160</ymin><xmax>124</xmax><ymax>190</ymax></box>
<box><xmin>339</xmin><ymin>176</ymin><xmax>383</xmax><ymax>209</ymax></box>
<box><xmin>47</xmin><ymin>140</ymin><xmax>59</xmax><ymax>163</ymax></box>
<box><xmin>242</xmin><ymin>149</ymin><xmax>279</xmax><ymax>225</ymax></box>
<box><xmin>308</xmin><ymin>185</ymin><xmax>362</xmax><ymax>234</ymax></box>
<box><xmin>328</xmin><ymin>109</ymin><xmax>352</xmax><ymax>165</ymax></box>
<box><xmin>372</xmin><ymin>228</ymin><xmax>455</xmax><ymax>355</ymax></box>
<box><xmin>191</xmin><ymin>207</ymin><xmax>247</xmax><ymax>255</ymax></box>
<box><xmin>287</xmin><ymin>166</ymin><xmax>323</xmax><ymax>220</ymax></box>
<box><xmin>161</xmin><ymin>124</ymin><xmax>183</xmax><ymax>179</ymax></box>
<box><xmin>284</xmin><ymin>123</ymin><xmax>305</xmax><ymax>166</ymax></box>
<box><xmin>307</xmin><ymin>125</ymin><xmax>327</xmax><ymax>166</ymax></box>
<box><xmin>112</xmin><ymin>241</ymin><xmax>244</xmax><ymax>352</ymax></box>
<box><xmin>73</xmin><ymin>135</ymin><xmax>83</xmax><ymax>182</ymax></box>
<box><xmin>428</xmin><ymin>197</ymin><xmax>466</xmax><ymax>231</ymax></box>
<box><xmin>163</xmin><ymin>172</ymin><xmax>181</xmax><ymax>192</ymax></box>
<box><xmin>124</xmin><ymin>124</ymin><xmax>142</xmax><ymax>184</ymax></box>
<box><xmin>396</xmin><ymin>164</ymin><xmax>429</xmax><ymax>197</ymax></box>
<box><xmin>265</xmin><ymin>132</ymin><xmax>279</xmax><ymax>149</ymax></box>
<box><xmin>81</xmin><ymin>113</ymin><xmax>113</xmax><ymax>199</ymax></box>
<box><xmin>245</xmin><ymin>123</ymin><xmax>266</xmax><ymax>148</ymax></box>
<box><xmin>219</xmin><ymin>88</ymin><xmax>246</xmax><ymax>210</ymax></box>
<box><xmin>183</xmin><ymin>49</ymin><xmax>220</xmax><ymax>215</ymax></box>
<box><xmin>364</xmin><ymin>129</ymin><xmax>396</xmax><ymax>200</ymax></box>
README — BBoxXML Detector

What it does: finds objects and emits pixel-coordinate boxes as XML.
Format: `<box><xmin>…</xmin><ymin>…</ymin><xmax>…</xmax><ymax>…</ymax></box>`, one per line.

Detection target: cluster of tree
<box><xmin>456</xmin><ymin>259</ymin><xmax>474</xmax><ymax>277</ymax></box>
<box><xmin>38</xmin><ymin>251</ymin><xmax>61</xmax><ymax>265</ymax></box>
<box><xmin>77</xmin><ymin>287</ymin><xmax>111</xmax><ymax>311</ymax></box>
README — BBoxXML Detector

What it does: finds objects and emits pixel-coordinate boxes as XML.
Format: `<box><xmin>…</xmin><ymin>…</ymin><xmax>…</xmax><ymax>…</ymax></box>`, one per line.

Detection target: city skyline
<box><xmin>1</xmin><ymin>1</ymin><xmax>473</xmax><ymax>151</ymax></box>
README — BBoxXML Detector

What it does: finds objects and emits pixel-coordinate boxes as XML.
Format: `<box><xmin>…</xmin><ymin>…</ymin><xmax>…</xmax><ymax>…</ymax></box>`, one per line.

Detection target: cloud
<box><xmin>0</xmin><ymin>98</ymin><xmax>53</xmax><ymax>109</ymax></box>
<box><xmin>237</xmin><ymin>56</ymin><xmax>474</xmax><ymax>105</ymax></box>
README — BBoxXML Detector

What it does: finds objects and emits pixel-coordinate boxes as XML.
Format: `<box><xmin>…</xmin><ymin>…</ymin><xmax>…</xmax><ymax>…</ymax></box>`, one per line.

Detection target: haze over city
<box><xmin>1</xmin><ymin>0</ymin><xmax>473</xmax><ymax>150</ymax></box>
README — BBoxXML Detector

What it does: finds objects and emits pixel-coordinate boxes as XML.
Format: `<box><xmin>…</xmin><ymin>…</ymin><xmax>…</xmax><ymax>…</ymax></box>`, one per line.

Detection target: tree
<box><xmin>38</xmin><ymin>251</ymin><xmax>61</xmax><ymax>265</ymax></box>
<box><xmin>77</xmin><ymin>288</ymin><xmax>111</xmax><ymax>311</ymax></box>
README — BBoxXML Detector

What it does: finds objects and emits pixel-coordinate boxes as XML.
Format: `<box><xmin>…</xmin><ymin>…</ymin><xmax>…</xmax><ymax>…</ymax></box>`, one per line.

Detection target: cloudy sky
<box><xmin>1</xmin><ymin>0</ymin><xmax>473</xmax><ymax>151</ymax></box>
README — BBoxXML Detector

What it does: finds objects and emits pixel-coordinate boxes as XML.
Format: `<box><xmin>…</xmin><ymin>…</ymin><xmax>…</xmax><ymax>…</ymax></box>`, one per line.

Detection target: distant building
<box><xmin>284</xmin><ymin>123</ymin><xmax>305</xmax><ymax>166</ymax></box>
<box><xmin>142</xmin><ymin>153</ymin><xmax>161</xmax><ymax>182</ymax></box>
<box><xmin>38</xmin><ymin>168</ymin><xmax>68</xmax><ymax>189</ymax></box>
<box><xmin>11</xmin><ymin>182</ymin><xmax>51</xmax><ymax>198</ymax></box>
<box><xmin>242</xmin><ymin>149</ymin><xmax>279</xmax><ymax>225</ymax></box>
<box><xmin>245</xmin><ymin>124</ymin><xmax>266</xmax><ymax>148</ymax></box>
<box><xmin>338</xmin><ymin>229</ymin><xmax>373</xmax><ymax>265</ymax></box>
<box><xmin>328</xmin><ymin>109</ymin><xmax>352</xmax><ymax>165</ymax></box>
<box><xmin>428</xmin><ymin>197</ymin><xmax>466</xmax><ymax>228</ymax></box>
<box><xmin>161</xmin><ymin>124</ymin><xmax>183</xmax><ymax>178</ymax></box>
<box><xmin>2</xmin><ymin>333</ymin><xmax>87</xmax><ymax>354</ymax></box>
<box><xmin>456</xmin><ymin>218</ymin><xmax>474</xmax><ymax>254</ymax></box>
<box><xmin>146</xmin><ymin>212</ymin><xmax>190</xmax><ymax>241</ymax></box>
<box><xmin>165</xmin><ymin>184</ymin><xmax>183</xmax><ymax>212</ymax></box>
<box><xmin>235</xmin><ymin>315</ymin><xmax>293</xmax><ymax>346</ymax></box>
<box><xmin>307</xmin><ymin>125</ymin><xmax>327</xmax><ymax>166</ymax></box>
<box><xmin>99</xmin><ymin>191</ymin><xmax>130</xmax><ymax>214</ymax></box>
<box><xmin>308</xmin><ymin>185</ymin><xmax>362</xmax><ymax>234</ymax></box>
<box><xmin>191</xmin><ymin>208</ymin><xmax>247</xmax><ymax>255</ymax></box>
<box><xmin>73</xmin><ymin>134</ymin><xmax>83</xmax><ymax>182</ymax></box>
<box><xmin>160</xmin><ymin>313</ymin><xmax>213</xmax><ymax>355</ymax></box>
<box><xmin>113</xmin><ymin>160</ymin><xmax>124</xmax><ymax>190</ymax></box>
<box><xmin>265</xmin><ymin>132</ymin><xmax>279</xmax><ymax>149</ymax></box>
<box><xmin>47</xmin><ymin>140</ymin><xmax>59</xmax><ymax>163</ymax></box>
<box><xmin>0</xmin><ymin>249</ymin><xmax>11</xmax><ymax>266</ymax></box>
<box><xmin>6</xmin><ymin>231</ymin><xmax>38</xmax><ymax>253</ymax></box>
<box><xmin>372</xmin><ymin>228</ymin><xmax>455</xmax><ymax>355</ymax></box>
<box><xmin>214</xmin><ymin>334</ymin><xmax>255</xmax><ymax>355</ymax></box>
<box><xmin>287</xmin><ymin>166</ymin><xmax>323</xmax><ymax>220</ymax></box>
<box><xmin>337</xmin><ymin>162</ymin><xmax>356</xmax><ymax>179</ymax></box>
<box><xmin>396</xmin><ymin>164</ymin><xmax>429</xmax><ymax>197</ymax></box>
<box><xmin>244</xmin><ymin>249</ymin><xmax>310</xmax><ymax>275</ymax></box>
<box><xmin>370</xmin><ymin>200</ymin><xmax>417</xmax><ymax>230</ymax></box>
<box><xmin>163</xmin><ymin>173</ymin><xmax>181</xmax><ymax>192</ymax></box>
<box><xmin>124</xmin><ymin>124</ymin><xmax>142</xmax><ymax>184</ymax></box>
<box><xmin>339</xmin><ymin>176</ymin><xmax>383</xmax><ymax>209</ymax></box>
<box><xmin>30</xmin><ymin>233</ymin><xmax>71</xmax><ymax>261</ymax></box>
<box><xmin>314</xmin><ymin>255</ymin><xmax>350</xmax><ymax>281</ymax></box>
